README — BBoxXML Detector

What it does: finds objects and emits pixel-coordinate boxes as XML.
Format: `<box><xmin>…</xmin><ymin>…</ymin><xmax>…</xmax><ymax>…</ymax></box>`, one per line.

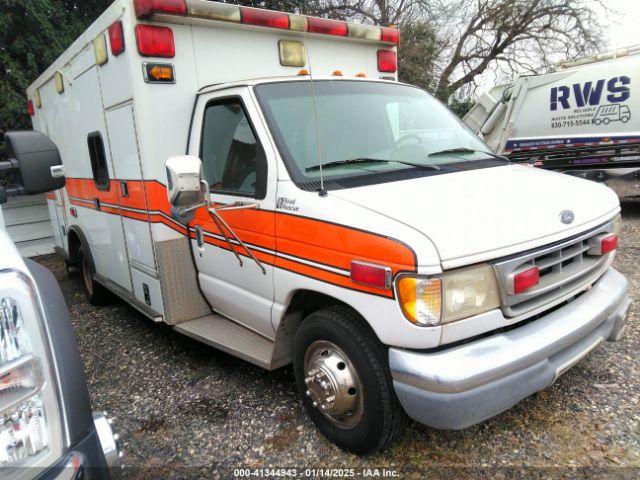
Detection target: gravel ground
<box><xmin>35</xmin><ymin>200</ymin><xmax>640</xmax><ymax>479</ymax></box>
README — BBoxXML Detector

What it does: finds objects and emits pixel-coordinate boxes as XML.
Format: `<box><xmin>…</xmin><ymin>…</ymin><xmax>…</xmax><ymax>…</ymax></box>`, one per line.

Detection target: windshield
<box><xmin>254</xmin><ymin>80</ymin><xmax>494</xmax><ymax>189</ymax></box>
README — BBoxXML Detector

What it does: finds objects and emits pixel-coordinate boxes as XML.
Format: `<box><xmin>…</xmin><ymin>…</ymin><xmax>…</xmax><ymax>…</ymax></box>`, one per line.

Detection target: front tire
<box><xmin>293</xmin><ymin>306</ymin><xmax>408</xmax><ymax>454</ymax></box>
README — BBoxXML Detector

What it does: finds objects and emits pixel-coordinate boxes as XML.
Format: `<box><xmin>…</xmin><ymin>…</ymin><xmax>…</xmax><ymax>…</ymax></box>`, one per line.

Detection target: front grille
<box><xmin>493</xmin><ymin>221</ymin><xmax>615</xmax><ymax>318</ymax></box>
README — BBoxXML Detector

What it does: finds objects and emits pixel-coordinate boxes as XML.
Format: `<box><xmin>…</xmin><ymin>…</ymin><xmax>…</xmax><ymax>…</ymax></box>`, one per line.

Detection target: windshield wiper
<box><xmin>305</xmin><ymin>158</ymin><xmax>389</xmax><ymax>172</ymax></box>
<box><xmin>305</xmin><ymin>157</ymin><xmax>441</xmax><ymax>172</ymax></box>
<box><xmin>428</xmin><ymin>147</ymin><xmax>509</xmax><ymax>162</ymax></box>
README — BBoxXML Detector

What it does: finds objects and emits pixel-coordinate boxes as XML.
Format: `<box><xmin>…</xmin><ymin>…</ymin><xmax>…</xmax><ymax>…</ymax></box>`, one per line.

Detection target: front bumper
<box><xmin>38</xmin><ymin>413</ymin><xmax>121</xmax><ymax>480</ymax></box>
<box><xmin>389</xmin><ymin>267</ymin><xmax>630</xmax><ymax>430</ymax></box>
<box><xmin>92</xmin><ymin>412</ymin><xmax>122</xmax><ymax>471</ymax></box>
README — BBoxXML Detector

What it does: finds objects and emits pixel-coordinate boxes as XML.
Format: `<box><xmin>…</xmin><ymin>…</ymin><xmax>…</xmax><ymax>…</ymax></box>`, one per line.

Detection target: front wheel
<box><xmin>293</xmin><ymin>306</ymin><xmax>408</xmax><ymax>454</ymax></box>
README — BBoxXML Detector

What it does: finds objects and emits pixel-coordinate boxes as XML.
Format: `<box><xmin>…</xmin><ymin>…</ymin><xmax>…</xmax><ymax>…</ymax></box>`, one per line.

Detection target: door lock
<box><xmin>195</xmin><ymin>225</ymin><xmax>204</xmax><ymax>248</ymax></box>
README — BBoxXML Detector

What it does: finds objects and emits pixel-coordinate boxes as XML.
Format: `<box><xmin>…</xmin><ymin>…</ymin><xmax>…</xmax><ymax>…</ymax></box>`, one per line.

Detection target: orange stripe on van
<box><xmin>192</xmin><ymin>205</ymin><xmax>277</xmax><ymax>253</ymax></box>
<box><xmin>66</xmin><ymin>178</ymin><xmax>120</xmax><ymax>205</ymax></box>
<box><xmin>274</xmin><ymin>255</ymin><xmax>395</xmax><ymax>298</ymax></box>
<box><xmin>60</xmin><ymin>177</ymin><xmax>417</xmax><ymax>297</ymax></box>
<box><xmin>276</xmin><ymin>213</ymin><xmax>416</xmax><ymax>275</ymax></box>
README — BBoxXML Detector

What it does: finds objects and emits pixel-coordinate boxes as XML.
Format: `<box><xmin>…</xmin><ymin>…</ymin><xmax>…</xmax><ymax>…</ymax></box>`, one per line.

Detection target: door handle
<box><xmin>195</xmin><ymin>225</ymin><xmax>204</xmax><ymax>248</ymax></box>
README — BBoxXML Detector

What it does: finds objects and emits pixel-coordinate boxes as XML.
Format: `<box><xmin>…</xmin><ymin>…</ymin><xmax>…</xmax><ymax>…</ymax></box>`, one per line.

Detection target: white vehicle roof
<box><xmin>198</xmin><ymin>75</ymin><xmax>405</xmax><ymax>94</ymax></box>
<box><xmin>27</xmin><ymin>0</ymin><xmax>400</xmax><ymax>186</ymax></box>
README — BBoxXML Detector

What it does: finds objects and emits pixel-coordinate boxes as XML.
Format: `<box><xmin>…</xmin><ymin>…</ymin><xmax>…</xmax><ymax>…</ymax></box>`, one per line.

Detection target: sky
<box><xmin>598</xmin><ymin>0</ymin><xmax>640</xmax><ymax>50</ymax></box>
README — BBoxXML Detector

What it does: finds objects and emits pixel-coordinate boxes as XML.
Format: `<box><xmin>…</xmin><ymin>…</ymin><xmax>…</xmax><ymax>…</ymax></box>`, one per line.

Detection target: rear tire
<box><xmin>65</xmin><ymin>259</ymin><xmax>80</xmax><ymax>278</ymax></box>
<box><xmin>293</xmin><ymin>306</ymin><xmax>408</xmax><ymax>454</ymax></box>
<box><xmin>79</xmin><ymin>247</ymin><xmax>111</xmax><ymax>305</ymax></box>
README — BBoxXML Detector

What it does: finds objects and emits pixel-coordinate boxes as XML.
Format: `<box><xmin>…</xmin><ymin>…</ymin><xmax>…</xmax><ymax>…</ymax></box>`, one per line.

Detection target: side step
<box><xmin>174</xmin><ymin>314</ymin><xmax>277</xmax><ymax>370</ymax></box>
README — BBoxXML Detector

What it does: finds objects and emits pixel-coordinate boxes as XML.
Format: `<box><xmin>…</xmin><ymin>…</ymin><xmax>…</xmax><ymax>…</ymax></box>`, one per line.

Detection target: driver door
<box><xmin>188</xmin><ymin>87</ymin><xmax>277</xmax><ymax>339</ymax></box>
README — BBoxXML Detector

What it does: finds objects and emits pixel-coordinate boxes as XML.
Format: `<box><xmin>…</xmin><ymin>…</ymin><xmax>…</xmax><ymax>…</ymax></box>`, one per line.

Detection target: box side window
<box><xmin>87</xmin><ymin>132</ymin><xmax>110</xmax><ymax>191</ymax></box>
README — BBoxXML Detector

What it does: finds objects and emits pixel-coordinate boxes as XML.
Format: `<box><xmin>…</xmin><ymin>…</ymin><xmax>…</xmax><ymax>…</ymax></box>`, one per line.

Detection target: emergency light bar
<box><xmin>134</xmin><ymin>0</ymin><xmax>399</xmax><ymax>45</ymax></box>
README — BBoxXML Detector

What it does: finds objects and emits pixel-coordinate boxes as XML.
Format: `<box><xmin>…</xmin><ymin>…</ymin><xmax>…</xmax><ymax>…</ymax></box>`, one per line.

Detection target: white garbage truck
<box><xmin>25</xmin><ymin>0</ymin><xmax>630</xmax><ymax>454</ymax></box>
<box><xmin>464</xmin><ymin>45</ymin><xmax>640</xmax><ymax>195</ymax></box>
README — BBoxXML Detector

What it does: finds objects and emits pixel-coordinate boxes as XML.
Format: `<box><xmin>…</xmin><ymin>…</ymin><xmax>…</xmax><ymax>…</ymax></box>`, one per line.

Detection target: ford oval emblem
<box><xmin>560</xmin><ymin>210</ymin><xmax>575</xmax><ymax>225</ymax></box>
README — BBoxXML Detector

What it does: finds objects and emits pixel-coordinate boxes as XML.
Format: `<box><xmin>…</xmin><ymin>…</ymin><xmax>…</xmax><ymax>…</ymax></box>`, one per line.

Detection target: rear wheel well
<box><xmin>67</xmin><ymin>229</ymin><xmax>82</xmax><ymax>265</ymax></box>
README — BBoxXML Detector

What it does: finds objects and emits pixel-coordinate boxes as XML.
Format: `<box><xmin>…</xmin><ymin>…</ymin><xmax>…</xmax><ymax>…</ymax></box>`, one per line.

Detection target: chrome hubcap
<box><xmin>303</xmin><ymin>340</ymin><xmax>363</xmax><ymax>428</ymax></box>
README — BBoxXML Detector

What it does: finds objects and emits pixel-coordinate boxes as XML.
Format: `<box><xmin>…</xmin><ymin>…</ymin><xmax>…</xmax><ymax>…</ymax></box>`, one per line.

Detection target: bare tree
<box><xmin>305</xmin><ymin>0</ymin><xmax>604</xmax><ymax>102</ymax></box>
<box><xmin>304</xmin><ymin>0</ymin><xmax>429</xmax><ymax>26</ymax></box>
<box><xmin>431</xmin><ymin>0</ymin><xmax>604</xmax><ymax>100</ymax></box>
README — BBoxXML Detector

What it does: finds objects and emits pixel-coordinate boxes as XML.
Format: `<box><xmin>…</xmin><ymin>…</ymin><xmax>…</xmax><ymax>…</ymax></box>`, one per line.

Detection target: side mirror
<box><xmin>165</xmin><ymin>155</ymin><xmax>205</xmax><ymax>222</ymax></box>
<box><xmin>1</xmin><ymin>131</ymin><xmax>65</xmax><ymax>203</ymax></box>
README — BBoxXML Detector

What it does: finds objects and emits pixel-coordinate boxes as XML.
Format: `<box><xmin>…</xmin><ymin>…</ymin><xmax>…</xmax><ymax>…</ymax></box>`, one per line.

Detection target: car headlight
<box><xmin>0</xmin><ymin>271</ymin><xmax>64</xmax><ymax>477</ymax></box>
<box><xmin>397</xmin><ymin>264</ymin><xmax>500</xmax><ymax>326</ymax></box>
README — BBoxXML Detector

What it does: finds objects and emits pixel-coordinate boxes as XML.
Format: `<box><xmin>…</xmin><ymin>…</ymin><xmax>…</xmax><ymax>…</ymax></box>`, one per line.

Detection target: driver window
<box><xmin>201</xmin><ymin>98</ymin><xmax>265</xmax><ymax>197</ymax></box>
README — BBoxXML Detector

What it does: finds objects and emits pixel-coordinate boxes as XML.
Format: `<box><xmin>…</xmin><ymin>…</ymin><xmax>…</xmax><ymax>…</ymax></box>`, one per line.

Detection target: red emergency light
<box><xmin>136</xmin><ymin>25</ymin><xmax>175</xmax><ymax>58</ymax></box>
<box><xmin>108</xmin><ymin>21</ymin><xmax>125</xmax><ymax>56</ymax></box>
<box><xmin>513</xmin><ymin>266</ymin><xmax>539</xmax><ymax>294</ymax></box>
<box><xmin>27</xmin><ymin>99</ymin><xmax>35</xmax><ymax>116</ymax></box>
<box><xmin>133</xmin><ymin>2</ymin><xmax>399</xmax><ymax>47</ymax></box>
<box><xmin>351</xmin><ymin>261</ymin><xmax>391</xmax><ymax>289</ymax></box>
<box><xmin>377</xmin><ymin>50</ymin><xmax>397</xmax><ymax>73</ymax></box>
<box><xmin>241</xmin><ymin>7</ymin><xmax>290</xmax><ymax>29</ymax></box>
<box><xmin>134</xmin><ymin>0</ymin><xmax>186</xmax><ymax>19</ymax></box>
<box><xmin>381</xmin><ymin>27</ymin><xmax>399</xmax><ymax>45</ymax></box>
<box><xmin>307</xmin><ymin>17</ymin><xmax>348</xmax><ymax>36</ymax></box>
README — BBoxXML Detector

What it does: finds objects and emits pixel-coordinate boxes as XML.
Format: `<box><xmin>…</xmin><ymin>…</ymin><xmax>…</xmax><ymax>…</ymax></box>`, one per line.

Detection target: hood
<box><xmin>331</xmin><ymin>164</ymin><xmax>620</xmax><ymax>269</ymax></box>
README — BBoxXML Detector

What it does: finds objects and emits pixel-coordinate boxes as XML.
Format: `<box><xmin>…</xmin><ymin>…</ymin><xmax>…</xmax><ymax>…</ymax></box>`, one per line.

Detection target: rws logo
<box><xmin>550</xmin><ymin>76</ymin><xmax>630</xmax><ymax>111</ymax></box>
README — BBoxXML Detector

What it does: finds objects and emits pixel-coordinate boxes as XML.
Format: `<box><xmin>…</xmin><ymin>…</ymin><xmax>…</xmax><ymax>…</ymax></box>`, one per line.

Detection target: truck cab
<box><xmin>27</xmin><ymin>0</ymin><xmax>631</xmax><ymax>454</ymax></box>
<box><xmin>170</xmin><ymin>75</ymin><xmax>631</xmax><ymax>452</ymax></box>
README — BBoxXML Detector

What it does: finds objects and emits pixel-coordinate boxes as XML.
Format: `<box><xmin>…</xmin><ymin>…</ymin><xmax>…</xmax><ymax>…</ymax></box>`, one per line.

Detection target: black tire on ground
<box><xmin>65</xmin><ymin>258</ymin><xmax>81</xmax><ymax>278</ymax></box>
<box><xmin>293</xmin><ymin>306</ymin><xmax>408</xmax><ymax>454</ymax></box>
<box><xmin>79</xmin><ymin>247</ymin><xmax>111</xmax><ymax>305</ymax></box>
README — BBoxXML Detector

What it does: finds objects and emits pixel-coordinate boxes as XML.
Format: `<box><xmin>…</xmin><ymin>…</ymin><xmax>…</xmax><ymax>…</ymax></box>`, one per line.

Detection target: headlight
<box><xmin>397</xmin><ymin>264</ymin><xmax>500</xmax><ymax>326</ymax></box>
<box><xmin>0</xmin><ymin>272</ymin><xmax>64</xmax><ymax>477</ymax></box>
<box><xmin>612</xmin><ymin>214</ymin><xmax>621</xmax><ymax>237</ymax></box>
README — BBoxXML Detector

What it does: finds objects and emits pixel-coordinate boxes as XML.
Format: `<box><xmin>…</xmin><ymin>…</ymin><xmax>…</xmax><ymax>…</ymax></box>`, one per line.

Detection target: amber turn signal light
<box><xmin>143</xmin><ymin>63</ymin><xmax>176</xmax><ymax>83</ymax></box>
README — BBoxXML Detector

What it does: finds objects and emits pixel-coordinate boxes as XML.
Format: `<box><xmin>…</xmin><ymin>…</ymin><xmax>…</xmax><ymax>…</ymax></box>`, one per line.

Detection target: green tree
<box><xmin>397</xmin><ymin>21</ymin><xmax>438</xmax><ymax>92</ymax></box>
<box><xmin>0</xmin><ymin>0</ymin><xmax>113</xmax><ymax>156</ymax></box>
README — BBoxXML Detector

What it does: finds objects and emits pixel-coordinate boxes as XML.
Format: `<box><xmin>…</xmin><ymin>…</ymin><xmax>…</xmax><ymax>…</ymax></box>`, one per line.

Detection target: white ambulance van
<box><xmin>27</xmin><ymin>0</ymin><xmax>631</xmax><ymax>454</ymax></box>
<box><xmin>464</xmin><ymin>46</ymin><xmax>640</xmax><ymax>194</ymax></box>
